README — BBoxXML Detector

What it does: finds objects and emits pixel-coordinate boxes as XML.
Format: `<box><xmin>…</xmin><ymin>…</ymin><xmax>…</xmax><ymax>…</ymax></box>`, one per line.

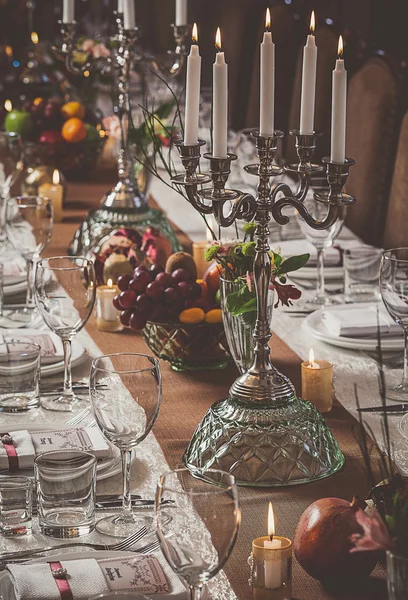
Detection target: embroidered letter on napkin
<box><xmin>98</xmin><ymin>556</ymin><xmax>170</xmax><ymax>594</ymax></box>
<box><xmin>30</xmin><ymin>428</ymin><xmax>110</xmax><ymax>459</ymax></box>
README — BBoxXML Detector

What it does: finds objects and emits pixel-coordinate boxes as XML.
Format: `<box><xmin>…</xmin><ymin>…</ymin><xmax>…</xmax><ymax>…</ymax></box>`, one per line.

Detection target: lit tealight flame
<box><xmin>5</xmin><ymin>46</ymin><xmax>13</xmax><ymax>58</ymax></box>
<box><xmin>4</xmin><ymin>99</ymin><xmax>12</xmax><ymax>112</ymax></box>
<box><xmin>268</xmin><ymin>502</ymin><xmax>275</xmax><ymax>540</ymax></box>
<box><xmin>309</xmin><ymin>348</ymin><xmax>315</xmax><ymax>366</ymax></box>
<box><xmin>52</xmin><ymin>169</ymin><xmax>60</xmax><ymax>185</ymax></box>
<box><xmin>192</xmin><ymin>22</ymin><xmax>198</xmax><ymax>43</ymax></box>
<box><xmin>107</xmin><ymin>278</ymin><xmax>113</xmax><ymax>288</ymax></box>
<box><xmin>215</xmin><ymin>27</ymin><xmax>222</xmax><ymax>51</ymax></box>
<box><xmin>338</xmin><ymin>35</ymin><xmax>344</xmax><ymax>58</ymax></box>
<box><xmin>31</xmin><ymin>31</ymin><xmax>39</xmax><ymax>45</ymax></box>
<box><xmin>310</xmin><ymin>10</ymin><xmax>315</xmax><ymax>33</ymax></box>
<box><xmin>84</xmin><ymin>70</ymin><xmax>90</xmax><ymax>78</ymax></box>
<box><xmin>265</xmin><ymin>7</ymin><xmax>271</xmax><ymax>30</ymax></box>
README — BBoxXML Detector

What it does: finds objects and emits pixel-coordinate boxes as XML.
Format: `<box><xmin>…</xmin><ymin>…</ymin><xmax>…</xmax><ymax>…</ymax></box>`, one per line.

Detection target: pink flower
<box><xmin>246</xmin><ymin>271</ymin><xmax>254</xmax><ymax>292</ymax></box>
<box><xmin>271</xmin><ymin>280</ymin><xmax>302</xmax><ymax>308</ymax></box>
<box><xmin>350</xmin><ymin>509</ymin><xmax>396</xmax><ymax>553</ymax></box>
<box><xmin>91</xmin><ymin>43</ymin><xmax>110</xmax><ymax>58</ymax></box>
<box><xmin>102</xmin><ymin>115</ymin><xmax>121</xmax><ymax>140</ymax></box>
<box><xmin>81</xmin><ymin>39</ymin><xmax>94</xmax><ymax>52</ymax></box>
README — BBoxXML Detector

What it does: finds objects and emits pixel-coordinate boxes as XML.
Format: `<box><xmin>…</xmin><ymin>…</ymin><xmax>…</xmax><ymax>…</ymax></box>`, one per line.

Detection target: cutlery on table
<box><xmin>357</xmin><ymin>404</ymin><xmax>408</xmax><ymax>413</ymax></box>
<box><xmin>95</xmin><ymin>498</ymin><xmax>175</xmax><ymax>510</ymax></box>
<box><xmin>0</xmin><ymin>527</ymin><xmax>148</xmax><ymax>561</ymax></box>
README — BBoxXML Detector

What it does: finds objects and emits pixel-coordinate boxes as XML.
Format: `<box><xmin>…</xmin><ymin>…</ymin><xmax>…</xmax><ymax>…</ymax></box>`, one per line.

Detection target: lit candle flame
<box><xmin>310</xmin><ymin>10</ymin><xmax>315</xmax><ymax>33</ymax></box>
<box><xmin>107</xmin><ymin>278</ymin><xmax>113</xmax><ymax>288</ymax></box>
<box><xmin>338</xmin><ymin>35</ymin><xmax>344</xmax><ymax>58</ymax></box>
<box><xmin>5</xmin><ymin>46</ymin><xmax>13</xmax><ymax>58</ymax></box>
<box><xmin>215</xmin><ymin>27</ymin><xmax>222</xmax><ymax>51</ymax></box>
<box><xmin>268</xmin><ymin>502</ymin><xmax>275</xmax><ymax>539</ymax></box>
<box><xmin>52</xmin><ymin>169</ymin><xmax>60</xmax><ymax>185</ymax></box>
<box><xmin>31</xmin><ymin>31</ymin><xmax>39</xmax><ymax>45</ymax></box>
<box><xmin>309</xmin><ymin>348</ymin><xmax>315</xmax><ymax>366</ymax></box>
<box><xmin>4</xmin><ymin>99</ymin><xmax>12</xmax><ymax>112</ymax></box>
<box><xmin>84</xmin><ymin>70</ymin><xmax>90</xmax><ymax>78</ymax></box>
<box><xmin>192</xmin><ymin>22</ymin><xmax>198</xmax><ymax>43</ymax></box>
<box><xmin>265</xmin><ymin>7</ymin><xmax>271</xmax><ymax>30</ymax></box>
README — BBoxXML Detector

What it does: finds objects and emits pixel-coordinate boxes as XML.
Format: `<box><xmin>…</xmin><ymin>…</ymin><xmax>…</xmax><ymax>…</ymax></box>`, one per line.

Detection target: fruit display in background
<box><xmin>114</xmin><ymin>251</ymin><xmax>222</xmax><ymax>331</ymax></box>
<box><xmin>4</xmin><ymin>109</ymin><xmax>33</xmax><ymax>137</ymax></box>
<box><xmin>294</xmin><ymin>497</ymin><xmax>378</xmax><ymax>585</ymax></box>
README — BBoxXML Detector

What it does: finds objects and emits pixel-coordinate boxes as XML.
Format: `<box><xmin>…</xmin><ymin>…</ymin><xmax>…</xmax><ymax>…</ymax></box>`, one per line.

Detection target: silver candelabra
<box><xmin>173</xmin><ymin>130</ymin><xmax>355</xmax><ymax>487</ymax></box>
<box><xmin>54</xmin><ymin>14</ymin><xmax>188</xmax><ymax>256</ymax></box>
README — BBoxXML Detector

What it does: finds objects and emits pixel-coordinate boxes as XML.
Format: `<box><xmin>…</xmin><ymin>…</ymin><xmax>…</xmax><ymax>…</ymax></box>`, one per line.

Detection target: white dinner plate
<box><xmin>303</xmin><ymin>304</ymin><xmax>405</xmax><ymax>351</ymax></box>
<box><xmin>0</xmin><ymin>550</ymin><xmax>188</xmax><ymax>600</ymax></box>
<box><xmin>291</xmin><ymin>265</ymin><xmax>344</xmax><ymax>281</ymax></box>
<box><xmin>41</xmin><ymin>339</ymin><xmax>87</xmax><ymax>377</ymax></box>
<box><xmin>398</xmin><ymin>413</ymin><xmax>408</xmax><ymax>441</ymax></box>
<box><xmin>2</xmin><ymin>279</ymin><xmax>27</xmax><ymax>298</ymax></box>
<box><xmin>0</xmin><ymin>423</ymin><xmax>122</xmax><ymax>481</ymax></box>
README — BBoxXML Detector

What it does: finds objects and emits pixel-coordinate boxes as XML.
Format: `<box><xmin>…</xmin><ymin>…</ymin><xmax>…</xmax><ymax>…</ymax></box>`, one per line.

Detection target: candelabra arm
<box><xmin>271</xmin><ymin>184</ymin><xmax>341</xmax><ymax>230</ymax></box>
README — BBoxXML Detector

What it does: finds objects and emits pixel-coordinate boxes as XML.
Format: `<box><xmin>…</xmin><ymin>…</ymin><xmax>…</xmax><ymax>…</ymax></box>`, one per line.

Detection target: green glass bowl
<box><xmin>143</xmin><ymin>321</ymin><xmax>230</xmax><ymax>372</ymax></box>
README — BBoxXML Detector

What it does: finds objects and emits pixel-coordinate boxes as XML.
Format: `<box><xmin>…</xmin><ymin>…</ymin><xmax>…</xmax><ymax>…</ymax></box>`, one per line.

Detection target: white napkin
<box><xmin>0</xmin><ymin>430</ymin><xmax>35</xmax><ymax>470</ymax></box>
<box><xmin>30</xmin><ymin>427</ymin><xmax>111</xmax><ymax>459</ymax></box>
<box><xmin>7</xmin><ymin>554</ymin><xmax>186</xmax><ymax>600</ymax></box>
<box><xmin>321</xmin><ymin>305</ymin><xmax>401</xmax><ymax>338</ymax></box>
<box><xmin>278</xmin><ymin>239</ymin><xmax>342</xmax><ymax>266</ymax></box>
<box><xmin>0</xmin><ymin>332</ymin><xmax>62</xmax><ymax>365</ymax></box>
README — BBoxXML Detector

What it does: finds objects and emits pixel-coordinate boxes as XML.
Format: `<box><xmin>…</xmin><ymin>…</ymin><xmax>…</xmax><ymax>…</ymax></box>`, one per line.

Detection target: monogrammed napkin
<box><xmin>0</xmin><ymin>430</ymin><xmax>35</xmax><ymax>470</ymax></box>
<box><xmin>321</xmin><ymin>304</ymin><xmax>401</xmax><ymax>338</ymax></box>
<box><xmin>7</xmin><ymin>554</ymin><xmax>187</xmax><ymax>600</ymax></box>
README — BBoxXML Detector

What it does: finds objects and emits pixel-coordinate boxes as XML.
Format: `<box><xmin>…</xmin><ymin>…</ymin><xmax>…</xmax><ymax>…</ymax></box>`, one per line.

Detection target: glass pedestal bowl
<box><xmin>143</xmin><ymin>321</ymin><xmax>230</xmax><ymax>371</ymax></box>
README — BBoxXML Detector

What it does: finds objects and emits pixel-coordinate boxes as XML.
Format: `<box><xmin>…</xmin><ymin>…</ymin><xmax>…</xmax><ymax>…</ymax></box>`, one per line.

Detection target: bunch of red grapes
<box><xmin>113</xmin><ymin>264</ymin><xmax>202</xmax><ymax>330</ymax></box>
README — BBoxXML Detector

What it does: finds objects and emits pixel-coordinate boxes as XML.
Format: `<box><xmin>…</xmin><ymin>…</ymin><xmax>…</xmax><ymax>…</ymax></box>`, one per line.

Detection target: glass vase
<box><xmin>220</xmin><ymin>277</ymin><xmax>274</xmax><ymax>374</ymax></box>
<box><xmin>387</xmin><ymin>551</ymin><xmax>408</xmax><ymax>600</ymax></box>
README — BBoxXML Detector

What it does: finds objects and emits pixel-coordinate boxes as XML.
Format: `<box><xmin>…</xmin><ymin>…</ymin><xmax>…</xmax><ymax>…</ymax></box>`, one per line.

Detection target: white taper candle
<box><xmin>62</xmin><ymin>0</ymin><xmax>75</xmax><ymax>23</ymax></box>
<box><xmin>260</xmin><ymin>8</ymin><xmax>275</xmax><ymax>136</ymax></box>
<box><xmin>117</xmin><ymin>0</ymin><xmax>124</xmax><ymax>13</ymax></box>
<box><xmin>175</xmin><ymin>0</ymin><xmax>187</xmax><ymax>26</ymax></box>
<box><xmin>330</xmin><ymin>36</ymin><xmax>347</xmax><ymax>163</ymax></box>
<box><xmin>299</xmin><ymin>11</ymin><xmax>317</xmax><ymax>135</ymax></box>
<box><xmin>184</xmin><ymin>23</ymin><xmax>202</xmax><ymax>145</ymax></box>
<box><xmin>123</xmin><ymin>0</ymin><xmax>135</xmax><ymax>29</ymax></box>
<box><xmin>213</xmin><ymin>27</ymin><xmax>228</xmax><ymax>159</ymax></box>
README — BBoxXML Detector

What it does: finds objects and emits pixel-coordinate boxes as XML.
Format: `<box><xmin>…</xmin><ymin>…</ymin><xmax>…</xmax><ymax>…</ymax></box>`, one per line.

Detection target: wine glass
<box><xmin>5</xmin><ymin>196</ymin><xmax>53</xmax><ymax>324</ymax></box>
<box><xmin>90</xmin><ymin>353</ymin><xmax>162</xmax><ymax>537</ymax></box>
<box><xmin>380</xmin><ymin>248</ymin><xmax>408</xmax><ymax>398</ymax></box>
<box><xmin>156</xmin><ymin>468</ymin><xmax>240</xmax><ymax>600</ymax></box>
<box><xmin>34</xmin><ymin>256</ymin><xmax>96</xmax><ymax>411</ymax></box>
<box><xmin>0</xmin><ymin>132</ymin><xmax>22</xmax><ymax>244</ymax></box>
<box><xmin>296</xmin><ymin>196</ymin><xmax>345</xmax><ymax>306</ymax></box>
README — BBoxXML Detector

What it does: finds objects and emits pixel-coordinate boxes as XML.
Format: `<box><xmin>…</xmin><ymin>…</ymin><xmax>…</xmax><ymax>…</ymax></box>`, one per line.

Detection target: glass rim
<box><xmin>0</xmin><ymin>475</ymin><xmax>32</xmax><ymax>489</ymax></box>
<box><xmin>158</xmin><ymin>467</ymin><xmax>237</xmax><ymax>495</ymax></box>
<box><xmin>12</xmin><ymin>195</ymin><xmax>52</xmax><ymax>206</ymax></box>
<box><xmin>91</xmin><ymin>352</ymin><xmax>160</xmax><ymax>374</ymax></box>
<box><xmin>0</xmin><ymin>341</ymin><xmax>41</xmax><ymax>357</ymax></box>
<box><xmin>36</xmin><ymin>256</ymin><xmax>94</xmax><ymax>271</ymax></box>
<box><xmin>34</xmin><ymin>449</ymin><xmax>97</xmax><ymax>469</ymax></box>
<box><xmin>383</xmin><ymin>248</ymin><xmax>408</xmax><ymax>263</ymax></box>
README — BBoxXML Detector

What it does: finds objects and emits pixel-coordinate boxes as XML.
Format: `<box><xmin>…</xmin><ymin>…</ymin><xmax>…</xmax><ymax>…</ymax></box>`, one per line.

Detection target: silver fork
<box><xmin>65</xmin><ymin>408</ymin><xmax>91</xmax><ymax>426</ymax></box>
<box><xmin>0</xmin><ymin>526</ymin><xmax>148</xmax><ymax>561</ymax></box>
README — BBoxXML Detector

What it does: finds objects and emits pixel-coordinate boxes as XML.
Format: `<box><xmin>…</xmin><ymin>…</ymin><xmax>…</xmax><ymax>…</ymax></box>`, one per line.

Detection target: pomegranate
<box><xmin>294</xmin><ymin>497</ymin><xmax>378</xmax><ymax>583</ymax></box>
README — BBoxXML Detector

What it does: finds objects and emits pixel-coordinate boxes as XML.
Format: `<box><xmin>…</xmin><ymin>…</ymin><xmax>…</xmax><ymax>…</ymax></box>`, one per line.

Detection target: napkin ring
<box><xmin>0</xmin><ymin>434</ymin><xmax>14</xmax><ymax>445</ymax></box>
<box><xmin>52</xmin><ymin>567</ymin><xmax>69</xmax><ymax>580</ymax></box>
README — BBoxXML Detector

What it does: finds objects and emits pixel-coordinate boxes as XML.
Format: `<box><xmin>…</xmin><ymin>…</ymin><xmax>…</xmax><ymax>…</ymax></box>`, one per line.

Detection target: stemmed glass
<box><xmin>297</xmin><ymin>197</ymin><xmax>345</xmax><ymax>306</ymax></box>
<box><xmin>156</xmin><ymin>468</ymin><xmax>240</xmax><ymax>600</ymax></box>
<box><xmin>90</xmin><ymin>353</ymin><xmax>162</xmax><ymax>537</ymax></box>
<box><xmin>0</xmin><ymin>132</ymin><xmax>22</xmax><ymax>244</ymax></box>
<box><xmin>380</xmin><ymin>248</ymin><xmax>408</xmax><ymax>398</ymax></box>
<box><xmin>34</xmin><ymin>256</ymin><xmax>96</xmax><ymax>411</ymax></box>
<box><xmin>5</xmin><ymin>196</ymin><xmax>53</xmax><ymax>323</ymax></box>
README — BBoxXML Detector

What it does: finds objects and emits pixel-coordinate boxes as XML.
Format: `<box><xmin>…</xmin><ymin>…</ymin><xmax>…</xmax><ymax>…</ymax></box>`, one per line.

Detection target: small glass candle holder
<box><xmin>95</xmin><ymin>280</ymin><xmax>123</xmax><ymax>333</ymax></box>
<box><xmin>192</xmin><ymin>241</ymin><xmax>212</xmax><ymax>279</ymax></box>
<box><xmin>249</xmin><ymin>536</ymin><xmax>292</xmax><ymax>600</ymax></box>
<box><xmin>301</xmin><ymin>358</ymin><xmax>333</xmax><ymax>413</ymax></box>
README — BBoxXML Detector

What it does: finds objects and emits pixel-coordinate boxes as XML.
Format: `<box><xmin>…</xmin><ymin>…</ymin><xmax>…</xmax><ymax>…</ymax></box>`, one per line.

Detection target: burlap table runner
<box><xmin>44</xmin><ymin>197</ymin><xmax>387</xmax><ymax>600</ymax></box>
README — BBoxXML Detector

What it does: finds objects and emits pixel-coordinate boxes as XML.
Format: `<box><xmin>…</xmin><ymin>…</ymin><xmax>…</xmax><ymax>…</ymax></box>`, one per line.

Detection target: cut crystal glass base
<box><xmin>183</xmin><ymin>391</ymin><xmax>344</xmax><ymax>487</ymax></box>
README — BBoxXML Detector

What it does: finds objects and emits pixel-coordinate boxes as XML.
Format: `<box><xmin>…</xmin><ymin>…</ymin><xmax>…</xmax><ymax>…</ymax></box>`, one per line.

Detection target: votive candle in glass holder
<box><xmin>301</xmin><ymin>348</ymin><xmax>333</xmax><ymax>412</ymax></box>
<box><xmin>250</xmin><ymin>536</ymin><xmax>292</xmax><ymax>600</ymax></box>
<box><xmin>192</xmin><ymin>241</ymin><xmax>211</xmax><ymax>279</ymax></box>
<box><xmin>96</xmin><ymin>279</ymin><xmax>123</xmax><ymax>332</ymax></box>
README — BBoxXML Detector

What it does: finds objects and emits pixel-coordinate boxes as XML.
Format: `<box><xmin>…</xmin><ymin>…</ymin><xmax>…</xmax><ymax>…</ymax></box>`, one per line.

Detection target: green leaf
<box><xmin>155</xmin><ymin>100</ymin><xmax>175</xmax><ymax>120</ymax></box>
<box><xmin>243</xmin><ymin>222</ymin><xmax>257</xmax><ymax>240</ymax></box>
<box><xmin>231</xmin><ymin>297</ymin><xmax>257</xmax><ymax>316</ymax></box>
<box><xmin>204</xmin><ymin>245</ymin><xmax>219</xmax><ymax>262</ymax></box>
<box><xmin>225</xmin><ymin>284</ymin><xmax>252</xmax><ymax>314</ymax></box>
<box><xmin>279</xmin><ymin>253</ymin><xmax>310</xmax><ymax>274</ymax></box>
<box><xmin>272</xmin><ymin>251</ymin><xmax>282</xmax><ymax>268</ymax></box>
<box><xmin>241</xmin><ymin>242</ymin><xmax>256</xmax><ymax>257</ymax></box>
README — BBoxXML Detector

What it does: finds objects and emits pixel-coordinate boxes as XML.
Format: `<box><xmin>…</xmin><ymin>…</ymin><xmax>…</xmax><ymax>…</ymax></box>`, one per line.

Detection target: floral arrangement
<box><xmin>350</xmin><ymin>321</ymin><xmax>408</xmax><ymax>558</ymax></box>
<box><xmin>71</xmin><ymin>38</ymin><xmax>111</xmax><ymax>65</ymax></box>
<box><xmin>205</xmin><ymin>222</ymin><xmax>309</xmax><ymax>322</ymax></box>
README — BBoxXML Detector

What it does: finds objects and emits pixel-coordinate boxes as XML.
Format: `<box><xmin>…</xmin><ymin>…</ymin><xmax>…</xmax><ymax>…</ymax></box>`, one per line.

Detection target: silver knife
<box><xmin>357</xmin><ymin>404</ymin><xmax>408</xmax><ymax>413</ymax></box>
<box><xmin>95</xmin><ymin>499</ymin><xmax>175</xmax><ymax>510</ymax></box>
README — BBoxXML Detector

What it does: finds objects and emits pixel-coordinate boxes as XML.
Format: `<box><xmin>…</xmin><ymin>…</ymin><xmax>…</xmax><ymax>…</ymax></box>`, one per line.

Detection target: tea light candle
<box><xmin>192</xmin><ymin>241</ymin><xmax>211</xmax><ymax>278</ymax></box>
<box><xmin>301</xmin><ymin>348</ymin><xmax>333</xmax><ymax>412</ymax></box>
<box><xmin>96</xmin><ymin>279</ymin><xmax>123</xmax><ymax>332</ymax></box>
<box><xmin>251</xmin><ymin>503</ymin><xmax>292</xmax><ymax>599</ymax></box>
<box><xmin>38</xmin><ymin>170</ymin><xmax>63</xmax><ymax>222</ymax></box>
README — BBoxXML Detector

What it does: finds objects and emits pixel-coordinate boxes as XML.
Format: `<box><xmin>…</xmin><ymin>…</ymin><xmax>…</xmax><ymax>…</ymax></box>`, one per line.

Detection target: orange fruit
<box><xmin>203</xmin><ymin>263</ymin><xmax>221</xmax><ymax>297</ymax></box>
<box><xmin>61</xmin><ymin>101</ymin><xmax>86</xmax><ymax>120</ymax></box>
<box><xmin>61</xmin><ymin>117</ymin><xmax>87</xmax><ymax>143</ymax></box>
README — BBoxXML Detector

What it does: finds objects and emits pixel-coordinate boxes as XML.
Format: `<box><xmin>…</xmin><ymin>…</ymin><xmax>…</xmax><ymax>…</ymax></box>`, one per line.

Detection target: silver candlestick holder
<box><xmin>172</xmin><ymin>129</ymin><xmax>356</xmax><ymax>487</ymax></box>
<box><xmin>53</xmin><ymin>16</ymin><xmax>188</xmax><ymax>256</ymax></box>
